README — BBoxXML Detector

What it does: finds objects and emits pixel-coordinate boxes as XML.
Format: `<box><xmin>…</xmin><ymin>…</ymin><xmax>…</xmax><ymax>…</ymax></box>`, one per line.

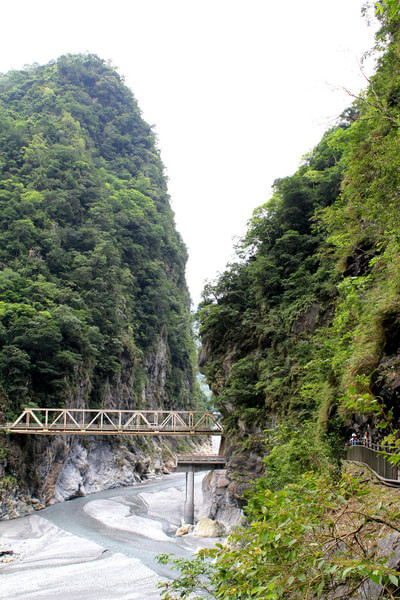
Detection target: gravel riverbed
<box><xmin>0</xmin><ymin>473</ymin><xmax>218</xmax><ymax>600</ymax></box>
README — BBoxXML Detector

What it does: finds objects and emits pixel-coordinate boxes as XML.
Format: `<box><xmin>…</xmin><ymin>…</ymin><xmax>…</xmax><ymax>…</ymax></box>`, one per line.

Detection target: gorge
<box><xmin>2</xmin><ymin>2</ymin><xmax>400</xmax><ymax>599</ymax></box>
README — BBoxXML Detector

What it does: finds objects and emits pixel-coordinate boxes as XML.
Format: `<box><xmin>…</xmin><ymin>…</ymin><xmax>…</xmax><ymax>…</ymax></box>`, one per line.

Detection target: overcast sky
<box><xmin>0</xmin><ymin>1</ymin><xmax>378</xmax><ymax>307</ymax></box>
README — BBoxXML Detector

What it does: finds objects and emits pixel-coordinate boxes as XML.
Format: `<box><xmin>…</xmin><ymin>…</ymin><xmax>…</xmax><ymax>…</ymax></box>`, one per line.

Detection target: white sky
<box><xmin>0</xmin><ymin>0</ymin><xmax>378</xmax><ymax>307</ymax></box>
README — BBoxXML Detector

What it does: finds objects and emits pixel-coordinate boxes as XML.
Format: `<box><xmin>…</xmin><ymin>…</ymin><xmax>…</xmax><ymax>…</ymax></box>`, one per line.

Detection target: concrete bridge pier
<box><xmin>183</xmin><ymin>467</ymin><xmax>195</xmax><ymax>524</ymax></box>
<box><xmin>175</xmin><ymin>454</ymin><xmax>227</xmax><ymax>525</ymax></box>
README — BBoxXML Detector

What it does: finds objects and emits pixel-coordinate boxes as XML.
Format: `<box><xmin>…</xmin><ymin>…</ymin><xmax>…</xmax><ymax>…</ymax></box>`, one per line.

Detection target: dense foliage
<box><xmin>0</xmin><ymin>54</ymin><xmax>199</xmax><ymax>414</ymax></box>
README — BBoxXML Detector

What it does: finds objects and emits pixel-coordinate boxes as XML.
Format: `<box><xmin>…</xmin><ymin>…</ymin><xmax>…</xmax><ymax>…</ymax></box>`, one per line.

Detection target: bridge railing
<box><xmin>346</xmin><ymin>440</ymin><xmax>400</xmax><ymax>486</ymax></box>
<box><xmin>3</xmin><ymin>408</ymin><xmax>223</xmax><ymax>436</ymax></box>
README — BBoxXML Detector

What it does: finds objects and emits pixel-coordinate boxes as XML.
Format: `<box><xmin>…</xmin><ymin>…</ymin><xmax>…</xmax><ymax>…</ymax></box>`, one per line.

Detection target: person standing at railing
<box><xmin>349</xmin><ymin>433</ymin><xmax>358</xmax><ymax>446</ymax></box>
<box><xmin>363</xmin><ymin>431</ymin><xmax>370</xmax><ymax>446</ymax></box>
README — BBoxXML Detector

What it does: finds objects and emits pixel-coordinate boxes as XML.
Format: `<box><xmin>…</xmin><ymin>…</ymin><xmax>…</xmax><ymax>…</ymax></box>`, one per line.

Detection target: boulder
<box><xmin>194</xmin><ymin>517</ymin><xmax>227</xmax><ymax>537</ymax></box>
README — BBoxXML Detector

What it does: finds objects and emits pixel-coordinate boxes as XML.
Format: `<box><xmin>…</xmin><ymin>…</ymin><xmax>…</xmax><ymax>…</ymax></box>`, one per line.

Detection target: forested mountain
<box><xmin>0</xmin><ymin>55</ymin><xmax>202</xmax><ymax>511</ymax></box>
<box><xmin>198</xmin><ymin>1</ymin><xmax>400</xmax><ymax>439</ymax></box>
<box><xmin>199</xmin><ymin>125</ymin><xmax>343</xmax><ymax>428</ymax></box>
<box><xmin>0</xmin><ymin>54</ymin><xmax>198</xmax><ymax>414</ymax></box>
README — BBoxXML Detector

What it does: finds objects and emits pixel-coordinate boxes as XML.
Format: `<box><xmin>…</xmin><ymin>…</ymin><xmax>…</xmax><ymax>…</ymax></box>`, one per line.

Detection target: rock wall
<box><xmin>200</xmin><ymin>470</ymin><xmax>243</xmax><ymax>525</ymax></box>
<box><xmin>40</xmin><ymin>436</ymin><xmax>167</xmax><ymax>505</ymax></box>
<box><xmin>199</xmin><ymin>435</ymin><xmax>265</xmax><ymax>527</ymax></box>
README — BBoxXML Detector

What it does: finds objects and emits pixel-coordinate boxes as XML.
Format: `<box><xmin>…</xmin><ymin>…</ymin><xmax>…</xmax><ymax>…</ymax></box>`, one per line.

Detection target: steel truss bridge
<box><xmin>3</xmin><ymin>408</ymin><xmax>223</xmax><ymax>436</ymax></box>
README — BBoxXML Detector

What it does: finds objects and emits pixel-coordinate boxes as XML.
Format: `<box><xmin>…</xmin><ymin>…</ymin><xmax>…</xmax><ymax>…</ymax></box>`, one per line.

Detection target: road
<box><xmin>0</xmin><ymin>472</ymin><xmax>216</xmax><ymax>600</ymax></box>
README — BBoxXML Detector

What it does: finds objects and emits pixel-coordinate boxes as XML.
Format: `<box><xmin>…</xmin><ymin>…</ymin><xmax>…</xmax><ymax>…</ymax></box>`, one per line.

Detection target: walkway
<box><xmin>346</xmin><ymin>441</ymin><xmax>400</xmax><ymax>487</ymax></box>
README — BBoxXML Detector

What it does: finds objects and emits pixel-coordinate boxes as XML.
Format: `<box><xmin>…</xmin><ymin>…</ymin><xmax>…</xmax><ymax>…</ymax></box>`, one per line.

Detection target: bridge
<box><xmin>346</xmin><ymin>440</ymin><xmax>400</xmax><ymax>487</ymax></box>
<box><xmin>3</xmin><ymin>408</ymin><xmax>223</xmax><ymax>436</ymax></box>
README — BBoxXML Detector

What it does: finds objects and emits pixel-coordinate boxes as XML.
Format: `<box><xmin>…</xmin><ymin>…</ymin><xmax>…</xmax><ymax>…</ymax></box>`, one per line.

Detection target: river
<box><xmin>0</xmin><ymin>472</ymin><xmax>217</xmax><ymax>600</ymax></box>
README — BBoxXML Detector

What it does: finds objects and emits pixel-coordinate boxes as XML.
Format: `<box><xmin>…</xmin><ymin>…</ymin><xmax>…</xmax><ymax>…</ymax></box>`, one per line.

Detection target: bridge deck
<box><xmin>175</xmin><ymin>453</ymin><xmax>227</xmax><ymax>472</ymax></box>
<box><xmin>3</xmin><ymin>408</ymin><xmax>223</xmax><ymax>436</ymax></box>
<box><xmin>176</xmin><ymin>453</ymin><xmax>227</xmax><ymax>465</ymax></box>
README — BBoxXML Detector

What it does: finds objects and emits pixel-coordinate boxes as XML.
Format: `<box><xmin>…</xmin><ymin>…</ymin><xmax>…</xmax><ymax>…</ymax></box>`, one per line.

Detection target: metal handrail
<box><xmin>346</xmin><ymin>440</ymin><xmax>400</xmax><ymax>487</ymax></box>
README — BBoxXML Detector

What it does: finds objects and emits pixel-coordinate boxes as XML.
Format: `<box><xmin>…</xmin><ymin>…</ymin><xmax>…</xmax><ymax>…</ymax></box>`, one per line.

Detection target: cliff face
<box><xmin>0</xmin><ymin>55</ymin><xmax>202</xmax><ymax>516</ymax></box>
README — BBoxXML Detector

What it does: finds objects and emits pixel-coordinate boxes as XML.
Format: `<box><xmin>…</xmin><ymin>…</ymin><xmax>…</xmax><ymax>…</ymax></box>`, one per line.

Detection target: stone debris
<box><xmin>175</xmin><ymin>524</ymin><xmax>194</xmax><ymax>536</ymax></box>
<box><xmin>31</xmin><ymin>498</ymin><xmax>45</xmax><ymax>511</ymax></box>
<box><xmin>0</xmin><ymin>489</ymin><xmax>35</xmax><ymax>520</ymax></box>
<box><xmin>1</xmin><ymin>555</ymin><xmax>14</xmax><ymax>563</ymax></box>
<box><xmin>0</xmin><ymin>549</ymin><xmax>15</xmax><ymax>563</ymax></box>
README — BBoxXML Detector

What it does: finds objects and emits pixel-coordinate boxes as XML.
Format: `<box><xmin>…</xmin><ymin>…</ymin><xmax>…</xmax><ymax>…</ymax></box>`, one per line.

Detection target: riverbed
<box><xmin>0</xmin><ymin>472</ymin><xmax>217</xmax><ymax>600</ymax></box>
